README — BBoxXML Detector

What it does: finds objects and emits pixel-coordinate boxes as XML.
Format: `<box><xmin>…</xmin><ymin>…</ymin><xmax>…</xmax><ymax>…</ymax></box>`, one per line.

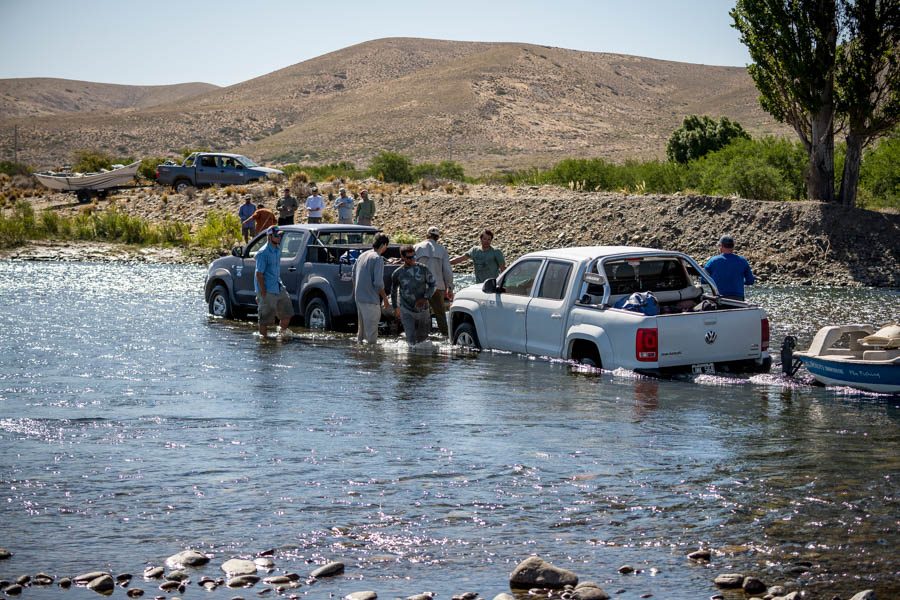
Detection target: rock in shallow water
<box><xmin>344</xmin><ymin>592</ymin><xmax>376</xmax><ymax>600</ymax></box>
<box><xmin>712</xmin><ymin>573</ymin><xmax>744</xmax><ymax>588</ymax></box>
<box><xmin>75</xmin><ymin>572</ymin><xmax>110</xmax><ymax>585</ymax></box>
<box><xmin>222</xmin><ymin>560</ymin><xmax>257</xmax><ymax>577</ymax></box>
<box><xmin>687</xmin><ymin>550</ymin><xmax>711</xmax><ymax>561</ymax></box>
<box><xmin>4</xmin><ymin>584</ymin><xmax>23</xmax><ymax>596</ymax></box>
<box><xmin>309</xmin><ymin>562</ymin><xmax>345</xmax><ymax>578</ymax></box>
<box><xmin>0</xmin><ymin>549</ymin><xmax>11</xmax><ymax>560</ymax></box>
<box><xmin>509</xmin><ymin>556</ymin><xmax>578</xmax><ymax>589</ymax></box>
<box><xmin>127</xmin><ymin>589</ymin><xmax>145</xmax><ymax>598</ymax></box>
<box><xmin>167</xmin><ymin>550</ymin><xmax>210</xmax><ymax>568</ymax></box>
<box><xmin>144</xmin><ymin>567</ymin><xmax>165</xmax><ymax>579</ymax></box>
<box><xmin>87</xmin><ymin>575</ymin><xmax>115</xmax><ymax>595</ymax></box>
<box><xmin>573</xmin><ymin>581</ymin><xmax>610</xmax><ymax>600</ymax></box>
<box><xmin>226</xmin><ymin>575</ymin><xmax>260</xmax><ymax>588</ymax></box>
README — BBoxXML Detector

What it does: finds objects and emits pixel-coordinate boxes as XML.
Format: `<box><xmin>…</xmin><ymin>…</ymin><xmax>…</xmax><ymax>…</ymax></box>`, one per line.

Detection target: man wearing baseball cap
<box><xmin>413</xmin><ymin>226</ymin><xmax>454</xmax><ymax>337</ymax></box>
<box><xmin>704</xmin><ymin>234</ymin><xmax>755</xmax><ymax>301</ymax></box>
<box><xmin>334</xmin><ymin>188</ymin><xmax>354</xmax><ymax>224</ymax></box>
<box><xmin>255</xmin><ymin>226</ymin><xmax>294</xmax><ymax>336</ymax></box>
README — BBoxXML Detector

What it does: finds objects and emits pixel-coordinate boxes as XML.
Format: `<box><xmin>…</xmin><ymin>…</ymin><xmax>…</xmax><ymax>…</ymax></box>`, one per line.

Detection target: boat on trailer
<box><xmin>783</xmin><ymin>324</ymin><xmax>900</xmax><ymax>393</ymax></box>
<box><xmin>34</xmin><ymin>161</ymin><xmax>141</xmax><ymax>200</ymax></box>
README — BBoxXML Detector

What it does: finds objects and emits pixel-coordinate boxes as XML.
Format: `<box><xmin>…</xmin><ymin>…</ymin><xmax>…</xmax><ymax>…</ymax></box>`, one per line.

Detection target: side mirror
<box><xmin>482</xmin><ymin>278</ymin><xmax>497</xmax><ymax>294</ymax></box>
<box><xmin>231</xmin><ymin>246</ymin><xmax>243</xmax><ymax>258</ymax></box>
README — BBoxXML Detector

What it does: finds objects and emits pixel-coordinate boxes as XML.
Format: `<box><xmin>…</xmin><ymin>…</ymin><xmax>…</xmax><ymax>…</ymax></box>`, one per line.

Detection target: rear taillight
<box><xmin>636</xmin><ymin>328</ymin><xmax>658</xmax><ymax>362</ymax></box>
<box><xmin>761</xmin><ymin>318</ymin><xmax>770</xmax><ymax>351</ymax></box>
<box><xmin>155</xmin><ymin>167</ymin><xmax>159</xmax><ymax>179</ymax></box>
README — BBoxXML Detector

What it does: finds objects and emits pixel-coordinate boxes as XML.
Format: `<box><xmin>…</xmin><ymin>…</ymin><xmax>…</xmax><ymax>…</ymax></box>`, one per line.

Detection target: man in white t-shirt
<box><xmin>306</xmin><ymin>186</ymin><xmax>324</xmax><ymax>223</ymax></box>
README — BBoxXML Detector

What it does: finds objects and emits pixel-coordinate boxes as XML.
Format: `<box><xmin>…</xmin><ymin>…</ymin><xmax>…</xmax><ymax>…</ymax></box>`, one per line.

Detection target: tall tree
<box><xmin>731</xmin><ymin>0</ymin><xmax>839</xmax><ymax>203</ymax></box>
<box><xmin>834</xmin><ymin>0</ymin><xmax>900</xmax><ymax>207</ymax></box>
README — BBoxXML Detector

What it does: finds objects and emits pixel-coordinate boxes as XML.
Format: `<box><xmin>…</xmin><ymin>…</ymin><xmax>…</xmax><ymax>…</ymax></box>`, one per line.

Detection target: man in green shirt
<box><xmin>355</xmin><ymin>189</ymin><xmax>375</xmax><ymax>226</ymax></box>
<box><xmin>451</xmin><ymin>229</ymin><xmax>506</xmax><ymax>283</ymax></box>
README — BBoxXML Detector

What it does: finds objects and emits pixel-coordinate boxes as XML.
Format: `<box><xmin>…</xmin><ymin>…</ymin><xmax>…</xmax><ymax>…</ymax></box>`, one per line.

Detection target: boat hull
<box><xmin>34</xmin><ymin>162</ymin><xmax>140</xmax><ymax>191</ymax></box>
<box><xmin>799</xmin><ymin>355</ymin><xmax>900</xmax><ymax>393</ymax></box>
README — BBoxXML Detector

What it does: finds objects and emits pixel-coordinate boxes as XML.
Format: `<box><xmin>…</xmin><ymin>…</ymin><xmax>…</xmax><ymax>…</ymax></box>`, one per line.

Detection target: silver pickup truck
<box><xmin>205</xmin><ymin>224</ymin><xmax>402</xmax><ymax>329</ymax></box>
<box><xmin>157</xmin><ymin>152</ymin><xmax>283</xmax><ymax>193</ymax></box>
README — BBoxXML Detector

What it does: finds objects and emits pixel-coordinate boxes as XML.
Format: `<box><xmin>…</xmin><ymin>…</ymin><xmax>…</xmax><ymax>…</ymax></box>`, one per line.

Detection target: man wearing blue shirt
<box><xmin>704</xmin><ymin>235</ymin><xmax>755</xmax><ymax>301</ymax></box>
<box><xmin>238</xmin><ymin>195</ymin><xmax>256</xmax><ymax>243</ymax></box>
<box><xmin>255</xmin><ymin>226</ymin><xmax>294</xmax><ymax>336</ymax></box>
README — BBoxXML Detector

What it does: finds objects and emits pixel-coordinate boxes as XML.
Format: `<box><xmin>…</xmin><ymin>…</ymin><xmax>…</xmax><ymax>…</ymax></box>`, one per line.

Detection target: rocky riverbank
<box><xmin>0</xmin><ymin>548</ymin><xmax>880</xmax><ymax>600</ymax></box>
<box><xmin>8</xmin><ymin>181</ymin><xmax>900</xmax><ymax>288</ymax></box>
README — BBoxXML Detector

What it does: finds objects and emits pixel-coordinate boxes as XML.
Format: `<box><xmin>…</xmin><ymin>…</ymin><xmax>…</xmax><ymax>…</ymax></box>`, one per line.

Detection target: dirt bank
<box><xmin>10</xmin><ymin>182</ymin><xmax>900</xmax><ymax>288</ymax></box>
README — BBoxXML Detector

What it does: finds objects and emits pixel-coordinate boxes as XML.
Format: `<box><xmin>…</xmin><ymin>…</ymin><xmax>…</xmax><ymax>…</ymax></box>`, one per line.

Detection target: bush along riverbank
<box><xmin>0</xmin><ymin>549</ymin><xmax>881</xmax><ymax>600</ymax></box>
<box><xmin>4</xmin><ymin>180</ymin><xmax>899</xmax><ymax>288</ymax></box>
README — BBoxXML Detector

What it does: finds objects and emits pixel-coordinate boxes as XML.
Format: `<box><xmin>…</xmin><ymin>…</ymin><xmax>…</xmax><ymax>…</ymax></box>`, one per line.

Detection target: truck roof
<box><xmin>269</xmin><ymin>224</ymin><xmax>380</xmax><ymax>234</ymax></box>
<box><xmin>524</xmin><ymin>246</ymin><xmax>680</xmax><ymax>261</ymax></box>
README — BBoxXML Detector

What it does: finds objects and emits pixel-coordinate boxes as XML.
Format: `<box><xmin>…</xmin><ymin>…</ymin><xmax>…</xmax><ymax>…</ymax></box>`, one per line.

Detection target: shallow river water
<box><xmin>1</xmin><ymin>261</ymin><xmax>898</xmax><ymax>600</ymax></box>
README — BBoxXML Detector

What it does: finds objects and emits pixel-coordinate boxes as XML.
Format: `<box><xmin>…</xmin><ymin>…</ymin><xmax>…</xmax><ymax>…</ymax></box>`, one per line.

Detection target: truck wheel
<box><xmin>304</xmin><ymin>297</ymin><xmax>331</xmax><ymax>330</ymax></box>
<box><xmin>452</xmin><ymin>322</ymin><xmax>481</xmax><ymax>349</ymax></box>
<box><xmin>76</xmin><ymin>189</ymin><xmax>90</xmax><ymax>203</ymax></box>
<box><xmin>208</xmin><ymin>285</ymin><xmax>233</xmax><ymax>318</ymax></box>
<box><xmin>173</xmin><ymin>179</ymin><xmax>191</xmax><ymax>194</ymax></box>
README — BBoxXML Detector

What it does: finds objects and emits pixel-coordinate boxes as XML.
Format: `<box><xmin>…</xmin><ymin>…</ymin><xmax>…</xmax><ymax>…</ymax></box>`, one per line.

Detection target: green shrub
<box><xmin>138</xmin><ymin>157</ymin><xmax>167</xmax><ymax>182</ymax></box>
<box><xmin>281</xmin><ymin>161</ymin><xmax>363</xmax><ymax>181</ymax></box>
<box><xmin>390</xmin><ymin>232</ymin><xmax>419</xmax><ymax>245</ymax></box>
<box><xmin>0</xmin><ymin>210</ymin><xmax>27</xmax><ymax>248</ymax></box>
<box><xmin>159</xmin><ymin>220</ymin><xmax>192</xmax><ymax>245</ymax></box>
<box><xmin>194</xmin><ymin>210</ymin><xmax>240</xmax><ymax>250</ymax></box>
<box><xmin>666</xmin><ymin>115</ymin><xmax>750</xmax><ymax>164</ymax></box>
<box><xmin>367</xmin><ymin>151</ymin><xmax>413</xmax><ymax>183</ymax></box>
<box><xmin>72</xmin><ymin>149</ymin><xmax>115</xmax><ymax>173</ymax></box>
<box><xmin>858</xmin><ymin>133</ymin><xmax>900</xmax><ymax>211</ymax></box>
<box><xmin>411</xmin><ymin>160</ymin><xmax>466</xmax><ymax>181</ymax></box>
<box><xmin>0</xmin><ymin>161</ymin><xmax>33</xmax><ymax>177</ymax></box>
<box><xmin>181</xmin><ymin>147</ymin><xmax>211</xmax><ymax>159</ymax></box>
<box><xmin>39</xmin><ymin>210</ymin><xmax>60</xmax><ymax>236</ymax></box>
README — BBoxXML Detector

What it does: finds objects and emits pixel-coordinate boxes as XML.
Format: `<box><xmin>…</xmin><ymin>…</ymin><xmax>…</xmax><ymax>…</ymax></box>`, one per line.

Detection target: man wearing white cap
<box><xmin>334</xmin><ymin>188</ymin><xmax>354</xmax><ymax>224</ymax></box>
<box><xmin>414</xmin><ymin>226</ymin><xmax>453</xmax><ymax>337</ymax></box>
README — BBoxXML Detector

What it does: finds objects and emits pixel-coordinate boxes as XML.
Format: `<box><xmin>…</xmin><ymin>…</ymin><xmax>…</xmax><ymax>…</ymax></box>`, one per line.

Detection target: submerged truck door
<box><xmin>525</xmin><ymin>260</ymin><xmax>575</xmax><ymax>357</ymax></box>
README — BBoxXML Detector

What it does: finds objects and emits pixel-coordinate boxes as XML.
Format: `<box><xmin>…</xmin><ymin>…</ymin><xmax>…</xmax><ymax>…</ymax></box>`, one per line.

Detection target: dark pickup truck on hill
<box><xmin>157</xmin><ymin>152</ymin><xmax>284</xmax><ymax>193</ymax></box>
<box><xmin>205</xmin><ymin>224</ymin><xmax>401</xmax><ymax>329</ymax></box>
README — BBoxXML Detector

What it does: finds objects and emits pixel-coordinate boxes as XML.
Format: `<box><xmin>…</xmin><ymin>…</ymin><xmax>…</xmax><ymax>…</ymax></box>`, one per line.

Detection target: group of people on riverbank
<box><xmin>238</xmin><ymin>186</ymin><xmax>376</xmax><ymax>241</ymax></box>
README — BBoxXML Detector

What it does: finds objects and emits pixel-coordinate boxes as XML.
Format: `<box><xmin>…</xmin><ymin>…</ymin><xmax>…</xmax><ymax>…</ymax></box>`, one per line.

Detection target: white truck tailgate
<box><xmin>656</xmin><ymin>309</ymin><xmax>762</xmax><ymax>367</ymax></box>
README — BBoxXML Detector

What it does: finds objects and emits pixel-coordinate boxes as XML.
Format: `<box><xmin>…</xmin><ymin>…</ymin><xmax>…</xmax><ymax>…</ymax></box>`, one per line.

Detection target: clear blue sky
<box><xmin>1</xmin><ymin>0</ymin><xmax>750</xmax><ymax>87</ymax></box>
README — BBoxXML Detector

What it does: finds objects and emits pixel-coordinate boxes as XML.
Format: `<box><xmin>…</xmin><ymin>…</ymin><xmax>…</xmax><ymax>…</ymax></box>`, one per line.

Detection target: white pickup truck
<box><xmin>448</xmin><ymin>246</ymin><xmax>771</xmax><ymax>375</ymax></box>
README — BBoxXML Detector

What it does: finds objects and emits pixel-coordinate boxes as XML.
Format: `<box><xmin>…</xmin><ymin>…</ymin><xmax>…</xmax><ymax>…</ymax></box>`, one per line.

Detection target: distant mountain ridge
<box><xmin>0</xmin><ymin>38</ymin><xmax>789</xmax><ymax>171</ymax></box>
<box><xmin>0</xmin><ymin>78</ymin><xmax>219</xmax><ymax>120</ymax></box>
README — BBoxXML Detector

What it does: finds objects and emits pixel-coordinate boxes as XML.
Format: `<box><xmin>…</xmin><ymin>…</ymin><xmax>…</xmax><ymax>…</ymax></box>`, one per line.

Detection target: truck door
<box><xmin>279</xmin><ymin>231</ymin><xmax>306</xmax><ymax>308</ymax></box>
<box><xmin>526</xmin><ymin>260</ymin><xmax>574</xmax><ymax>358</ymax></box>
<box><xmin>195</xmin><ymin>155</ymin><xmax>223</xmax><ymax>185</ymax></box>
<box><xmin>219</xmin><ymin>156</ymin><xmax>244</xmax><ymax>185</ymax></box>
<box><xmin>481</xmin><ymin>259</ymin><xmax>542</xmax><ymax>353</ymax></box>
<box><xmin>234</xmin><ymin>234</ymin><xmax>268</xmax><ymax>307</ymax></box>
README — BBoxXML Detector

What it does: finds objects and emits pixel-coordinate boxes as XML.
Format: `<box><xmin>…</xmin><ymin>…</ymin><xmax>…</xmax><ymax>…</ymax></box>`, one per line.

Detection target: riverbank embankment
<box><xmin>8</xmin><ymin>182</ymin><xmax>900</xmax><ymax>288</ymax></box>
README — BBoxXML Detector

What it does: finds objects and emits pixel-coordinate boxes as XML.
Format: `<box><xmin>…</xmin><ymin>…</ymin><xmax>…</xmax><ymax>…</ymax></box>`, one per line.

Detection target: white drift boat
<box><xmin>34</xmin><ymin>161</ymin><xmax>140</xmax><ymax>192</ymax></box>
<box><xmin>790</xmin><ymin>324</ymin><xmax>900</xmax><ymax>393</ymax></box>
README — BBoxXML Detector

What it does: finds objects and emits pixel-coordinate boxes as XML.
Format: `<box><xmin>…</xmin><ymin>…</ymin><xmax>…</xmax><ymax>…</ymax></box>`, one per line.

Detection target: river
<box><xmin>0</xmin><ymin>261</ymin><xmax>898</xmax><ymax>600</ymax></box>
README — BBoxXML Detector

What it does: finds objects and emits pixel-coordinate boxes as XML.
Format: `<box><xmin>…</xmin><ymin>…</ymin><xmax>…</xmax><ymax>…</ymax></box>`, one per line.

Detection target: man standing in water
<box><xmin>391</xmin><ymin>245</ymin><xmax>436</xmax><ymax>345</ymax></box>
<box><xmin>451</xmin><ymin>229</ymin><xmax>506</xmax><ymax>283</ymax></box>
<box><xmin>352</xmin><ymin>233</ymin><xmax>391</xmax><ymax>344</ymax></box>
<box><xmin>414</xmin><ymin>226</ymin><xmax>453</xmax><ymax>337</ymax></box>
<box><xmin>704</xmin><ymin>235</ymin><xmax>755</xmax><ymax>301</ymax></box>
<box><xmin>255</xmin><ymin>226</ymin><xmax>294</xmax><ymax>336</ymax></box>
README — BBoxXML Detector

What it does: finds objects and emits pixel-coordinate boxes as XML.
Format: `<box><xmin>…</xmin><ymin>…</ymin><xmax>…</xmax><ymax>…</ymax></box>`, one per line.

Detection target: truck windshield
<box><xmin>315</xmin><ymin>232</ymin><xmax>376</xmax><ymax>246</ymax></box>
<box><xmin>236</xmin><ymin>156</ymin><xmax>259</xmax><ymax>168</ymax></box>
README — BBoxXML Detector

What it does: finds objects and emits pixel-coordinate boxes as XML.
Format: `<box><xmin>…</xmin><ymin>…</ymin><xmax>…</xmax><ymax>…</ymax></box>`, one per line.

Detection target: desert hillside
<box><xmin>0</xmin><ymin>78</ymin><xmax>219</xmax><ymax>120</ymax></box>
<box><xmin>0</xmin><ymin>38</ymin><xmax>790</xmax><ymax>171</ymax></box>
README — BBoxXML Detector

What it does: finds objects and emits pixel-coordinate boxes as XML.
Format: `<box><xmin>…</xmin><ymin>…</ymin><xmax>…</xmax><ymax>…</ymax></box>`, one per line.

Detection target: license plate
<box><xmin>692</xmin><ymin>363</ymin><xmax>715</xmax><ymax>375</ymax></box>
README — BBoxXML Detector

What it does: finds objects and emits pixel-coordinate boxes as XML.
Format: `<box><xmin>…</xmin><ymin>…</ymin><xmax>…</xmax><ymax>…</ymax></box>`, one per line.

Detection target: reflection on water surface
<box><xmin>0</xmin><ymin>261</ymin><xmax>898</xmax><ymax>600</ymax></box>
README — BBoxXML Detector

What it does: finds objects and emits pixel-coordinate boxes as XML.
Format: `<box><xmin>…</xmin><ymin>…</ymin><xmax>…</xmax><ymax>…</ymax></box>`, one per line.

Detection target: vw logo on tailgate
<box><xmin>705</xmin><ymin>330</ymin><xmax>717</xmax><ymax>344</ymax></box>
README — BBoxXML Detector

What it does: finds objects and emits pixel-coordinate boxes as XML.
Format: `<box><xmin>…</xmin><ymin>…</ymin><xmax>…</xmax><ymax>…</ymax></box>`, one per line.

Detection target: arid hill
<box><xmin>0</xmin><ymin>38</ymin><xmax>790</xmax><ymax>171</ymax></box>
<box><xmin>0</xmin><ymin>78</ymin><xmax>219</xmax><ymax>120</ymax></box>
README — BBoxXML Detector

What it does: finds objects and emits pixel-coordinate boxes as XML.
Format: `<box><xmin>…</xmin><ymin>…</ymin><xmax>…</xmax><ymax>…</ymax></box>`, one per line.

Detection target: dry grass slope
<box><xmin>0</xmin><ymin>38</ymin><xmax>790</xmax><ymax>171</ymax></box>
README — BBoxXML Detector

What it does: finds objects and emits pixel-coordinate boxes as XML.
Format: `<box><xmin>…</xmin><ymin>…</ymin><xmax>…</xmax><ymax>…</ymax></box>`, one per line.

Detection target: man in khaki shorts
<box><xmin>255</xmin><ymin>226</ymin><xmax>294</xmax><ymax>336</ymax></box>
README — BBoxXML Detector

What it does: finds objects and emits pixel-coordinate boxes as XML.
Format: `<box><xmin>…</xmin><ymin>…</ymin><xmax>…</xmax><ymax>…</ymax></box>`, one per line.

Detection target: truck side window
<box><xmin>537</xmin><ymin>261</ymin><xmax>573</xmax><ymax>300</ymax></box>
<box><xmin>280</xmin><ymin>233</ymin><xmax>303</xmax><ymax>260</ymax></box>
<box><xmin>200</xmin><ymin>156</ymin><xmax>217</xmax><ymax>168</ymax></box>
<box><xmin>500</xmin><ymin>260</ymin><xmax>542</xmax><ymax>296</ymax></box>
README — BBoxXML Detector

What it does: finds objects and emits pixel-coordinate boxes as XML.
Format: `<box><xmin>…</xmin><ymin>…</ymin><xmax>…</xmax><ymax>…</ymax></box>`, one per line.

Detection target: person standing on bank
<box><xmin>238</xmin><ymin>194</ymin><xmax>256</xmax><ymax>243</ymax></box>
<box><xmin>704</xmin><ymin>235</ymin><xmax>755</xmax><ymax>301</ymax></box>
<box><xmin>391</xmin><ymin>245</ymin><xmax>436</xmax><ymax>345</ymax></box>
<box><xmin>242</xmin><ymin>198</ymin><xmax>276</xmax><ymax>237</ymax></box>
<box><xmin>334</xmin><ymin>188</ymin><xmax>355</xmax><ymax>224</ymax></box>
<box><xmin>414</xmin><ymin>226</ymin><xmax>453</xmax><ymax>337</ymax></box>
<box><xmin>306</xmin><ymin>186</ymin><xmax>324</xmax><ymax>224</ymax></box>
<box><xmin>355</xmin><ymin>189</ymin><xmax>375</xmax><ymax>226</ymax></box>
<box><xmin>352</xmin><ymin>233</ymin><xmax>391</xmax><ymax>344</ymax></box>
<box><xmin>276</xmin><ymin>187</ymin><xmax>298</xmax><ymax>225</ymax></box>
<box><xmin>255</xmin><ymin>226</ymin><xmax>294</xmax><ymax>336</ymax></box>
<box><xmin>450</xmin><ymin>228</ymin><xmax>506</xmax><ymax>284</ymax></box>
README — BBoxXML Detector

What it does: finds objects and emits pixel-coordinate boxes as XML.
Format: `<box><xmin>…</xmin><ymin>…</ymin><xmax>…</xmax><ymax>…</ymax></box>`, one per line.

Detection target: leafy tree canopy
<box><xmin>666</xmin><ymin>115</ymin><xmax>750</xmax><ymax>163</ymax></box>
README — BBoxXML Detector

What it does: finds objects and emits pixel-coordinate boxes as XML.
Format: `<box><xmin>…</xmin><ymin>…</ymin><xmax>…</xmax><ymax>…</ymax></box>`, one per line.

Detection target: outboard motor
<box><xmin>780</xmin><ymin>336</ymin><xmax>802</xmax><ymax>376</ymax></box>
